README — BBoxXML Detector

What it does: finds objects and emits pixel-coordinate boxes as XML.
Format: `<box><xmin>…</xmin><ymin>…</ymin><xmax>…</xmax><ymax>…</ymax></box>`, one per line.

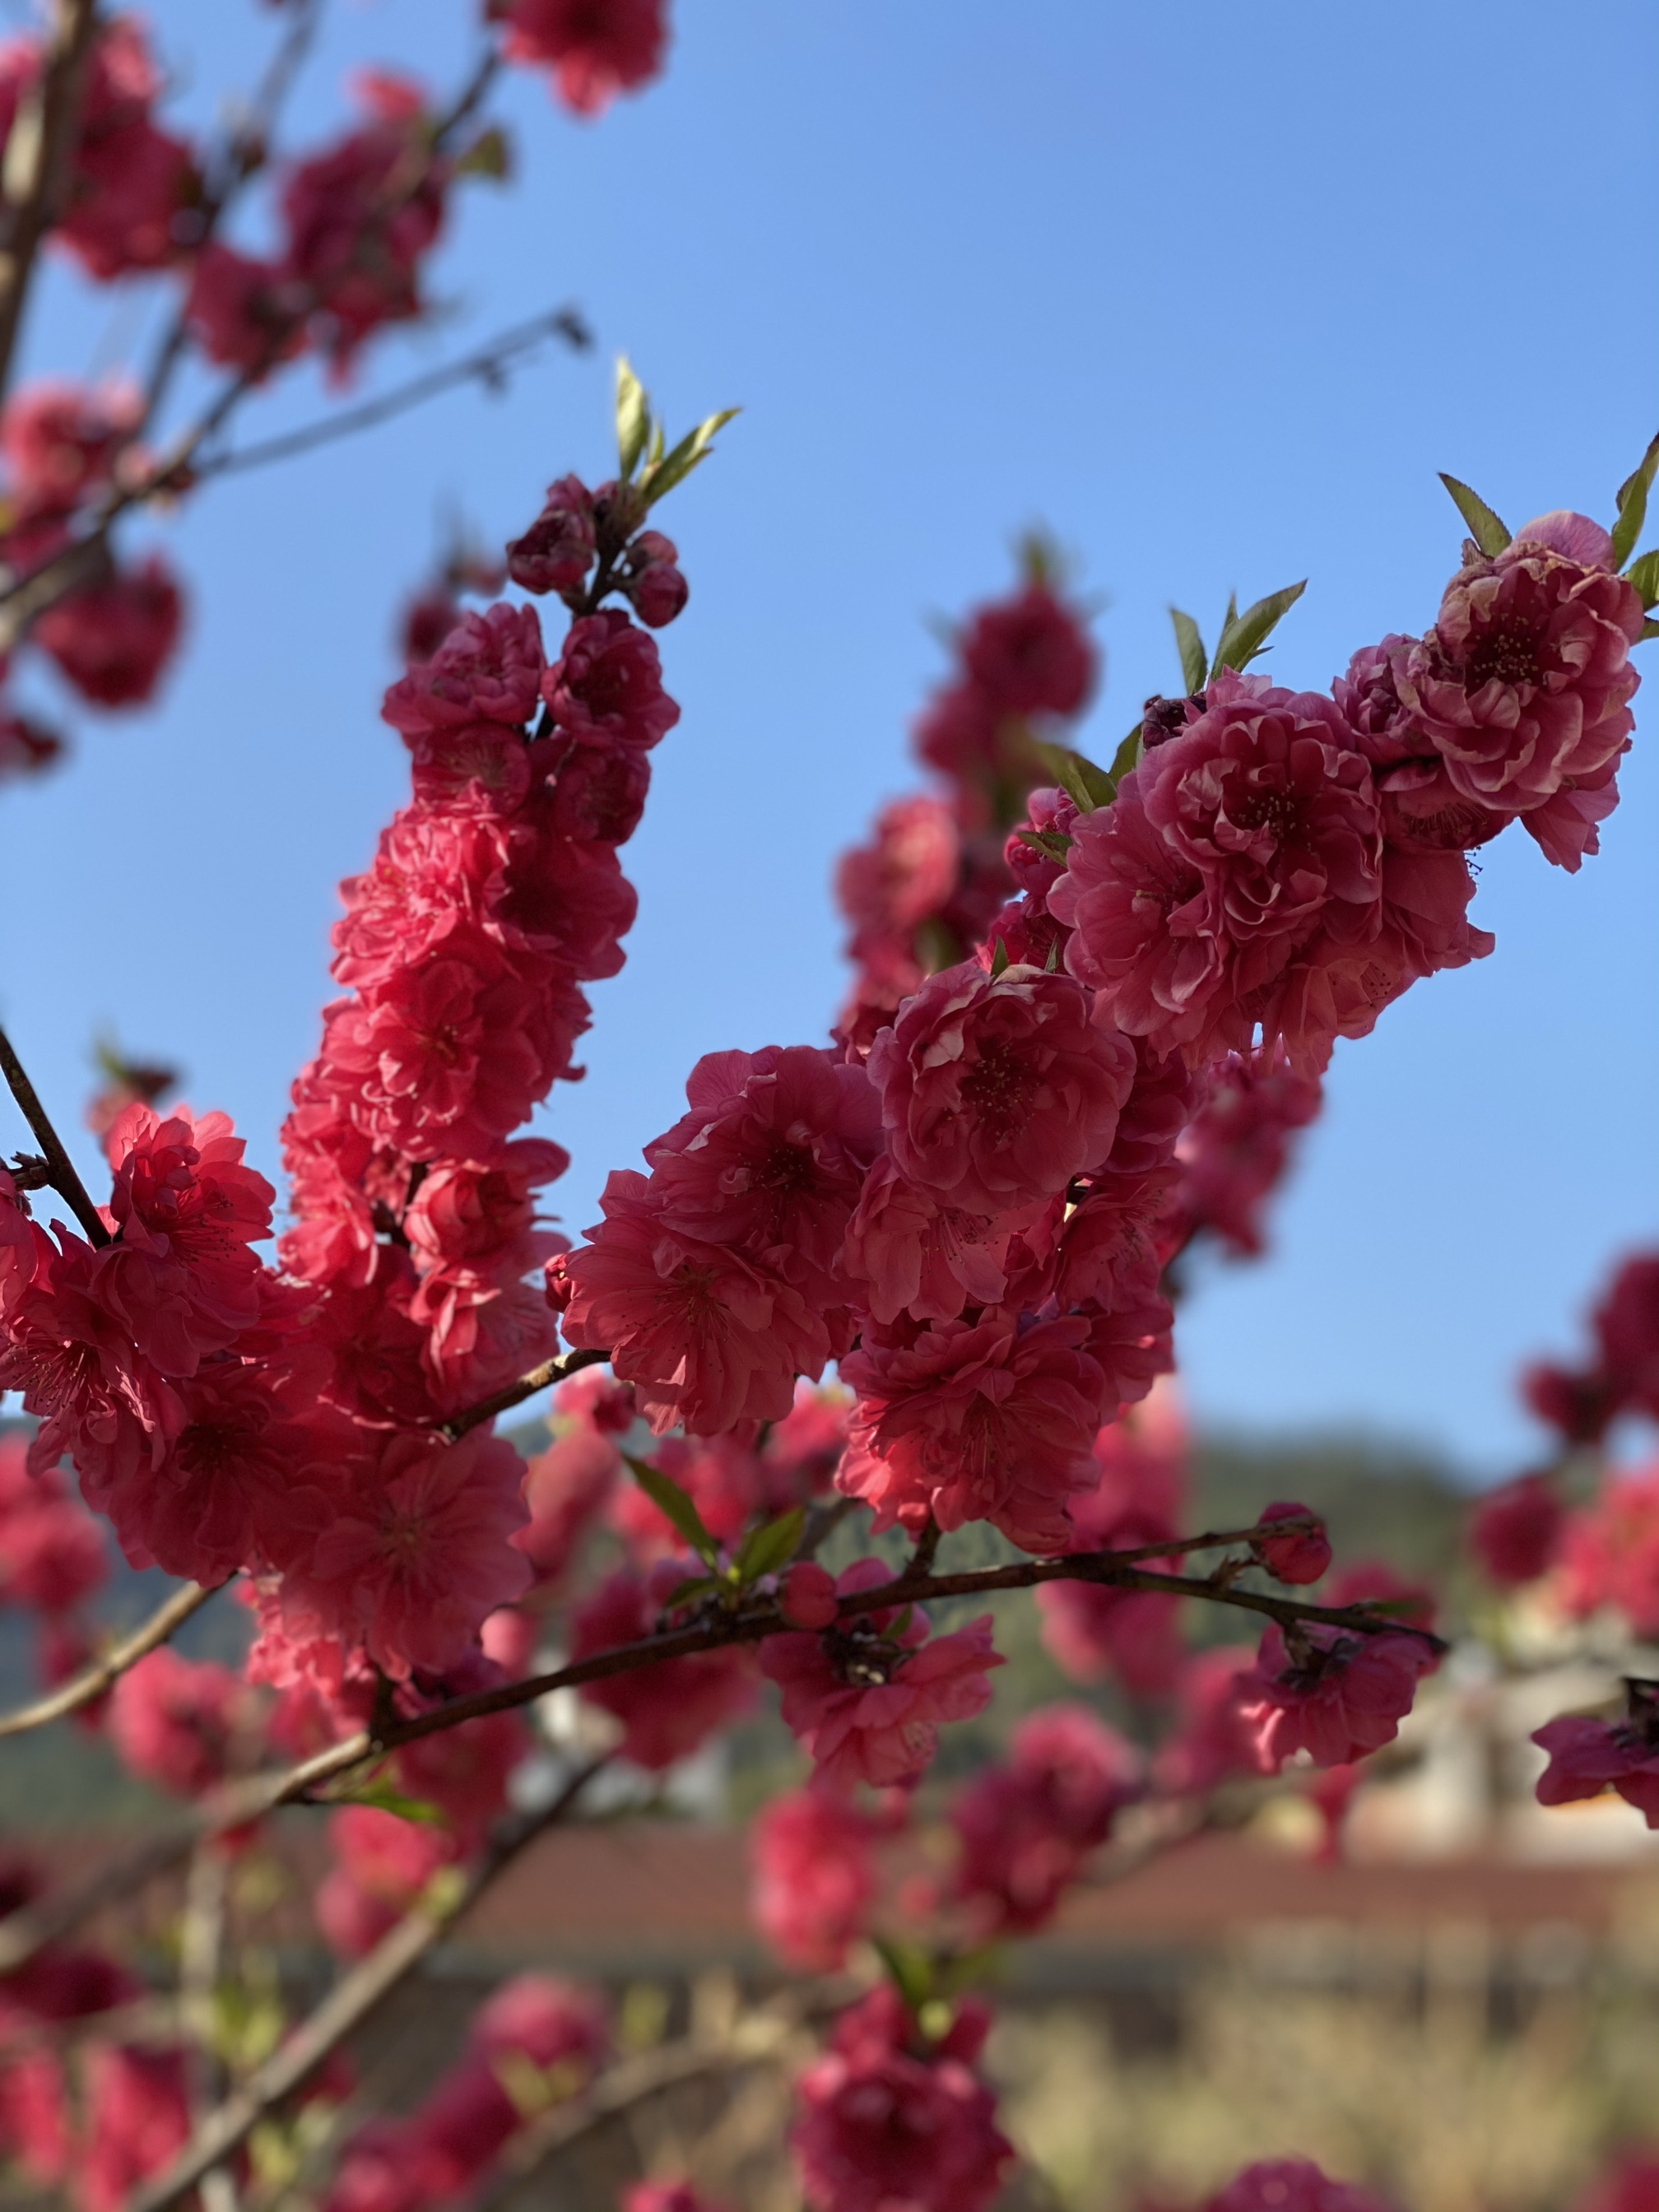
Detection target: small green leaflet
<box><xmin>1107</xmin><ymin>723</ymin><xmax>1143</xmax><ymax>785</ymax></box>
<box><xmin>1624</xmin><ymin>547</ymin><xmax>1659</xmax><ymax>611</ymax></box>
<box><xmin>1209</xmin><ymin>580</ymin><xmax>1307</xmax><ymax>676</ymax></box>
<box><xmin>453</xmin><ymin>126</ymin><xmax>510</xmax><ymax>180</ymax></box>
<box><xmin>1032</xmin><ymin>739</ymin><xmax>1116</xmax><ymax>813</ymax></box>
<box><xmin>1640</xmin><ymin>618</ymin><xmax>1659</xmax><ymax>644</ymax></box>
<box><xmin>1438</xmin><ymin>473</ymin><xmax>1510</xmax><ymax>557</ymax></box>
<box><xmin>988</xmin><ymin>936</ymin><xmax>1011</xmax><ymax>978</ymax></box>
<box><xmin>873</xmin><ymin>1936</ymin><xmax>936</xmax><ymax>2014</ymax></box>
<box><xmin>333</xmin><ymin>1778</ymin><xmax>444</xmax><ymax>1825</ymax></box>
<box><xmin>623</xmin><ymin>1452</ymin><xmax>719</xmax><ymax>1565</ymax></box>
<box><xmin>639</xmin><ymin>407</ymin><xmax>741</xmax><ymax>509</ymax></box>
<box><xmin>732</xmin><ymin>1505</ymin><xmax>806</xmax><ymax>1587</ymax></box>
<box><xmin>1611</xmin><ymin>431</ymin><xmax>1659</xmax><ymax>572</ymax></box>
<box><xmin>616</xmin><ymin>356</ymin><xmax>651</xmax><ymax>482</ymax></box>
<box><xmin>1170</xmin><ymin>606</ymin><xmax>1206</xmax><ymax>694</ymax></box>
<box><xmin>1012</xmin><ymin>826</ymin><xmax>1074</xmax><ymax>862</ymax></box>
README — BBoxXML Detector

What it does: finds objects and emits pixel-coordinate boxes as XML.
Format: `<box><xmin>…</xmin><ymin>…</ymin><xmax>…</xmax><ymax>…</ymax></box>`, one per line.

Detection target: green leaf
<box><xmin>662</xmin><ymin>1573</ymin><xmax>722</xmax><ymax>1610</ymax></box>
<box><xmin>1638</xmin><ymin>617</ymin><xmax>1659</xmax><ymax>644</ymax></box>
<box><xmin>639</xmin><ymin>407</ymin><xmax>741</xmax><ymax>508</ymax></box>
<box><xmin>988</xmin><ymin>936</ymin><xmax>1011</xmax><ymax>978</ymax></box>
<box><xmin>1612</xmin><ymin>432</ymin><xmax>1659</xmax><ymax>571</ymax></box>
<box><xmin>872</xmin><ymin>1936</ymin><xmax>935</xmax><ymax>2015</ymax></box>
<box><xmin>1012</xmin><ymin>826</ymin><xmax>1074</xmax><ymax>862</ymax></box>
<box><xmin>1043</xmin><ymin>933</ymin><xmax>1061</xmax><ymax>972</ymax></box>
<box><xmin>1438</xmin><ymin>473</ymin><xmax>1511</xmax><ymax>557</ymax></box>
<box><xmin>623</xmin><ymin>1453</ymin><xmax>720</xmax><ymax>1565</ymax></box>
<box><xmin>1210</xmin><ymin>580</ymin><xmax>1307</xmax><ymax>676</ymax></box>
<box><xmin>454</xmin><ymin>125</ymin><xmax>511</xmax><ymax>180</ymax></box>
<box><xmin>615</xmin><ymin>356</ymin><xmax>651</xmax><ymax>482</ymax></box>
<box><xmin>1170</xmin><ymin>607</ymin><xmax>1206</xmax><ymax>695</ymax></box>
<box><xmin>732</xmin><ymin>1505</ymin><xmax>806</xmax><ymax>1587</ymax></box>
<box><xmin>1624</xmin><ymin>547</ymin><xmax>1659</xmax><ymax>611</ymax></box>
<box><xmin>334</xmin><ymin>1779</ymin><xmax>444</xmax><ymax>1825</ymax></box>
<box><xmin>1108</xmin><ymin>723</ymin><xmax>1143</xmax><ymax>784</ymax></box>
<box><xmin>1033</xmin><ymin>739</ymin><xmax>1116</xmax><ymax>814</ymax></box>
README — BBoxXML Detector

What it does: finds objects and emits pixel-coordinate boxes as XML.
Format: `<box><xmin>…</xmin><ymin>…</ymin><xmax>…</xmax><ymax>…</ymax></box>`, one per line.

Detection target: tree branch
<box><xmin>459</xmin><ymin>1980</ymin><xmax>855</xmax><ymax>2212</ymax></box>
<box><xmin>0</xmin><ymin>1020</ymin><xmax>111</xmax><ymax>1245</ymax></box>
<box><xmin>198</xmin><ymin>306</ymin><xmax>592</xmax><ymax>482</ymax></box>
<box><xmin>0</xmin><ymin>0</ymin><xmax>100</xmax><ymax>399</ymax></box>
<box><xmin>124</xmin><ymin>1755</ymin><xmax>611</xmax><ymax>2212</ymax></box>
<box><xmin>0</xmin><ymin>1578</ymin><xmax>224</xmax><ymax>1740</ymax></box>
<box><xmin>440</xmin><ymin>1344</ymin><xmax>612</xmax><ymax>1438</ymax></box>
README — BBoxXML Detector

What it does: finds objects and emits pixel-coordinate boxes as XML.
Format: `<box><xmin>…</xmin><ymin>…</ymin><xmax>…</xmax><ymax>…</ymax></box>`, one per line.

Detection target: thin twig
<box><xmin>0</xmin><ymin>0</ymin><xmax>100</xmax><ymax>398</ymax></box>
<box><xmin>140</xmin><ymin>0</ymin><xmax>326</xmax><ymax>432</ymax></box>
<box><xmin>124</xmin><ymin>1756</ymin><xmax>611</xmax><ymax>2212</ymax></box>
<box><xmin>460</xmin><ymin>1982</ymin><xmax>857</xmax><ymax>2212</ymax></box>
<box><xmin>166</xmin><ymin>1535</ymin><xmax>1443</xmax><ymax>1846</ymax></box>
<box><xmin>198</xmin><ymin>306</ymin><xmax>592</xmax><ymax>481</ymax></box>
<box><xmin>441</xmin><ymin>1344</ymin><xmax>611</xmax><ymax>1438</ymax></box>
<box><xmin>0</xmin><ymin>1579</ymin><xmax>223</xmax><ymax>1739</ymax></box>
<box><xmin>0</xmin><ymin>1819</ymin><xmax>200</xmax><ymax>1975</ymax></box>
<box><xmin>0</xmin><ymin>1020</ymin><xmax>110</xmax><ymax>1245</ymax></box>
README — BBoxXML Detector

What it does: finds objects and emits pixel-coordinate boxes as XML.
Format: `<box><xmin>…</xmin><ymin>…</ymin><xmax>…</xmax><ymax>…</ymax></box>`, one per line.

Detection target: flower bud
<box><xmin>624</xmin><ymin>528</ymin><xmax>688</xmax><ymax>628</ymax></box>
<box><xmin>505</xmin><ymin>474</ymin><xmax>595</xmax><ymax>596</ymax></box>
<box><xmin>780</xmin><ymin>1560</ymin><xmax>839</xmax><ymax>1629</ymax></box>
<box><xmin>1252</xmin><ymin>1500</ymin><xmax>1331</xmax><ymax>1585</ymax></box>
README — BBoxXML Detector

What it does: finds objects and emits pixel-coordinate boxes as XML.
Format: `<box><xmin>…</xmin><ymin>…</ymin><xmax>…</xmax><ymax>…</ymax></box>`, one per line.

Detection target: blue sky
<box><xmin>0</xmin><ymin>0</ymin><xmax>1654</xmax><ymax>1474</ymax></box>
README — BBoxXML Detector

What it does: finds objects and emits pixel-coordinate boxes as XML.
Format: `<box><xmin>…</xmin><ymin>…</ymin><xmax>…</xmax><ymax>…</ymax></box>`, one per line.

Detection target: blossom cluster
<box><xmin>835</xmin><ymin>561</ymin><xmax>1099</xmax><ymax>1051</ymax></box>
<box><xmin>0</xmin><ymin>2</ymin><xmax>675</xmax><ymax>792</ymax></box>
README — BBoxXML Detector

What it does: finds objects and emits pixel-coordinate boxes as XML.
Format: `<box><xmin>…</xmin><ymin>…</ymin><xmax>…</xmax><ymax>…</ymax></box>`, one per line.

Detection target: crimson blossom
<box><xmin>790</xmin><ymin>1984</ymin><xmax>1013</xmax><ymax>2212</ymax></box>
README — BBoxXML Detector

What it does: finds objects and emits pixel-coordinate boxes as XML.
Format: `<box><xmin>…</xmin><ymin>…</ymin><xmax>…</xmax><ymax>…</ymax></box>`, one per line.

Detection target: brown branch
<box><xmin>0</xmin><ymin>0</ymin><xmax>100</xmax><ymax>398</ymax></box>
<box><xmin>459</xmin><ymin>1980</ymin><xmax>856</xmax><ymax>2212</ymax></box>
<box><xmin>0</xmin><ymin>1020</ymin><xmax>111</xmax><ymax>1245</ymax></box>
<box><xmin>198</xmin><ymin>306</ymin><xmax>592</xmax><ymax>481</ymax></box>
<box><xmin>0</xmin><ymin>1819</ymin><xmax>200</xmax><ymax>1975</ymax></box>
<box><xmin>441</xmin><ymin>1343</ymin><xmax>612</xmax><ymax>1438</ymax></box>
<box><xmin>167</xmin><ymin>1527</ymin><xmax>1442</xmax><ymax>1847</ymax></box>
<box><xmin>124</xmin><ymin>1755</ymin><xmax>610</xmax><ymax>2212</ymax></box>
<box><xmin>0</xmin><ymin>1578</ymin><xmax>224</xmax><ymax>1739</ymax></box>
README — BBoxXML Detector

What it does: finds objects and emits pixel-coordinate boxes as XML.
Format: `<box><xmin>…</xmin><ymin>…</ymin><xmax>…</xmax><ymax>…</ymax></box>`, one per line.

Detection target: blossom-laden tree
<box><xmin>2</xmin><ymin>5</ymin><xmax>1659</xmax><ymax>2212</ymax></box>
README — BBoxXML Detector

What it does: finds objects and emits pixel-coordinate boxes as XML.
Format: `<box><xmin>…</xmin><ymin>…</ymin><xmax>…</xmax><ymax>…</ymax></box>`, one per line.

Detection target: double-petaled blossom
<box><xmin>1237</xmin><ymin>1623</ymin><xmax>1436</xmax><ymax>1769</ymax></box>
<box><xmin>868</xmin><ymin>960</ymin><xmax>1133</xmax><ymax>1217</ymax></box>
<box><xmin>274</xmin><ymin>73</ymin><xmax>449</xmax><ymax>377</ymax></box>
<box><xmin>791</xmin><ymin>1985</ymin><xmax>1013</xmax><ymax>2212</ymax></box>
<box><xmin>949</xmin><ymin>1702</ymin><xmax>1139</xmax><ymax>1934</ymax></box>
<box><xmin>562</xmin><ymin>1169</ymin><xmax>831</xmax><ymax>1434</ymax></box>
<box><xmin>107</xmin><ymin>1648</ymin><xmax>249</xmax><ymax>1796</ymax></box>
<box><xmin>316</xmin><ymin>1805</ymin><xmax>461</xmax><ymax>1959</ymax></box>
<box><xmin>1557</xmin><ymin>1462</ymin><xmax>1659</xmax><ymax>1638</ymax></box>
<box><xmin>1055</xmin><ymin>673</ymin><xmax>1408</xmax><ymax>1075</ymax></box>
<box><xmin>1169</xmin><ymin>1045</ymin><xmax>1322</xmax><ymax>1257</ymax></box>
<box><xmin>837</xmin><ymin>1311</ymin><xmax>1116</xmax><ymax>1554</ymax></box>
<box><xmin>761</xmin><ymin>1559</ymin><xmax>1001</xmax><ymax>1789</ymax></box>
<box><xmin>572</xmin><ymin>1561</ymin><xmax>758</xmax><ymax>1767</ymax></box>
<box><xmin>1206</xmin><ymin>2159</ymin><xmax>1394</xmax><ymax>2212</ymax></box>
<box><xmin>1394</xmin><ymin>517</ymin><xmax>1642</xmax><ymax>868</ymax></box>
<box><xmin>495</xmin><ymin>0</ymin><xmax>671</xmax><ymax>115</ymax></box>
<box><xmin>1532</xmin><ymin>1694</ymin><xmax>1659</xmax><ymax>1829</ymax></box>
<box><xmin>34</xmin><ymin>553</ymin><xmax>184</xmax><ymax>709</ymax></box>
<box><xmin>272</xmin><ymin>1428</ymin><xmax>531</xmax><ymax>1680</ymax></box>
<box><xmin>750</xmin><ymin>1784</ymin><xmax>885</xmax><ymax>1968</ymax></box>
<box><xmin>0</xmin><ymin>1435</ymin><xmax>107</xmax><ymax>1618</ymax></box>
<box><xmin>1469</xmin><ymin>1472</ymin><xmax>1564</xmax><ymax>1587</ymax></box>
<box><xmin>645</xmin><ymin>1044</ymin><xmax>881</xmax><ymax>1315</ymax></box>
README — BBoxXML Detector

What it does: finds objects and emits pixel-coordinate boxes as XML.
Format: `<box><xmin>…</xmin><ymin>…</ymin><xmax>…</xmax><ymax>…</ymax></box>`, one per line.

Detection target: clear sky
<box><xmin>0</xmin><ymin>0</ymin><xmax>1654</xmax><ymax>1475</ymax></box>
